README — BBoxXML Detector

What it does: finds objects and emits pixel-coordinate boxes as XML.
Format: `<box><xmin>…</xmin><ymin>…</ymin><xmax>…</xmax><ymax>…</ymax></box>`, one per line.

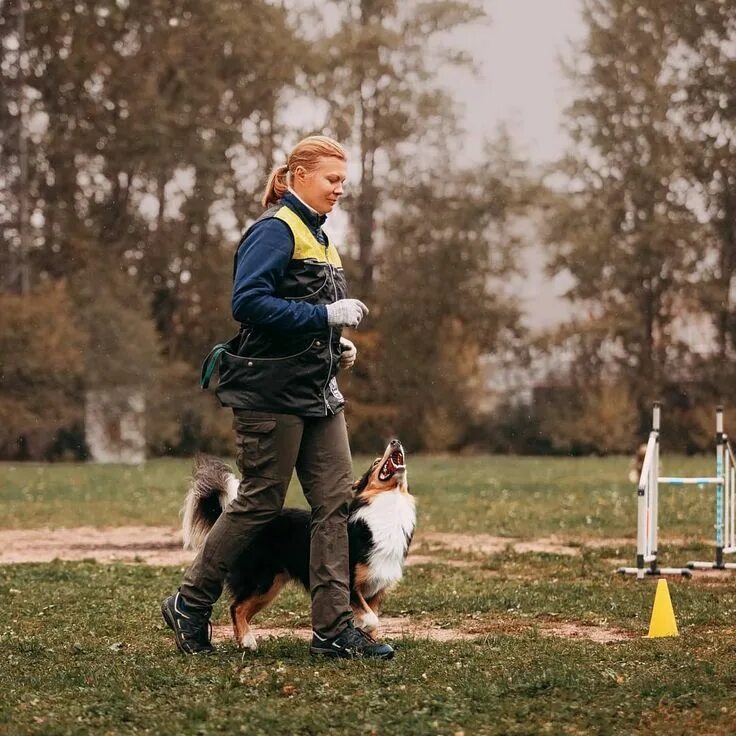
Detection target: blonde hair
<box><xmin>261</xmin><ymin>135</ymin><xmax>347</xmax><ymax>208</ymax></box>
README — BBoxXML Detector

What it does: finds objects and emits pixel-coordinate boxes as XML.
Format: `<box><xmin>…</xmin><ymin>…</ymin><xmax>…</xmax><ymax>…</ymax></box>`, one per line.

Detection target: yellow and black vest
<box><xmin>205</xmin><ymin>199</ymin><xmax>348</xmax><ymax>416</ymax></box>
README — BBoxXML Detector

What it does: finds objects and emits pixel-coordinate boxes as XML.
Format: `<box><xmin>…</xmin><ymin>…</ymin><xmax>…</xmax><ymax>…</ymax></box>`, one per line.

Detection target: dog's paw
<box><xmin>239</xmin><ymin>632</ymin><xmax>258</xmax><ymax>651</ymax></box>
<box><xmin>358</xmin><ymin>611</ymin><xmax>380</xmax><ymax>633</ymax></box>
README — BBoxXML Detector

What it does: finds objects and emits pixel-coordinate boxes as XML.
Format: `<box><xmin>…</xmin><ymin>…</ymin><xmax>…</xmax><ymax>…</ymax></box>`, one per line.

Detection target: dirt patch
<box><xmin>211</xmin><ymin>616</ymin><xmax>480</xmax><ymax>645</ymax></box>
<box><xmin>0</xmin><ymin>525</ymin><xmax>584</xmax><ymax>566</ymax></box>
<box><xmin>540</xmin><ymin>622</ymin><xmax>633</xmax><ymax>643</ymax></box>
<box><xmin>420</xmin><ymin>533</ymin><xmax>709</xmax><ymax>555</ymax></box>
<box><xmin>210</xmin><ymin>616</ymin><xmax>634</xmax><ymax>646</ymax></box>
<box><xmin>3</xmin><ymin>526</ymin><xmax>717</xmax><ymax>581</ymax></box>
<box><xmin>0</xmin><ymin>527</ymin><xmax>484</xmax><ymax>567</ymax></box>
<box><xmin>0</xmin><ymin>526</ymin><xmax>195</xmax><ymax>566</ymax></box>
<box><xmin>580</xmin><ymin>537</ymin><xmax>638</xmax><ymax>549</ymax></box>
<box><xmin>405</xmin><ymin>554</ymin><xmax>475</xmax><ymax>568</ymax></box>
<box><xmin>686</xmin><ymin>569</ymin><xmax>736</xmax><ymax>584</ymax></box>
<box><xmin>421</xmin><ymin>532</ymin><xmax>583</xmax><ymax>557</ymax></box>
<box><xmin>461</xmin><ymin>617</ymin><xmax>634</xmax><ymax>644</ymax></box>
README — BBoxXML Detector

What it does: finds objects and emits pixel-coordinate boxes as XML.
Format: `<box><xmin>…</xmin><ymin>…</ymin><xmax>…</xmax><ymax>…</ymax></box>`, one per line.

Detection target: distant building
<box><xmin>85</xmin><ymin>389</ymin><xmax>145</xmax><ymax>464</ymax></box>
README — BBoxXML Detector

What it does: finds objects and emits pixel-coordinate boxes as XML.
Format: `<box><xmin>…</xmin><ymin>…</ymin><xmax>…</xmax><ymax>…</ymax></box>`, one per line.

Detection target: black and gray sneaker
<box><xmin>161</xmin><ymin>592</ymin><xmax>215</xmax><ymax>655</ymax></box>
<box><xmin>310</xmin><ymin>623</ymin><xmax>394</xmax><ymax>660</ymax></box>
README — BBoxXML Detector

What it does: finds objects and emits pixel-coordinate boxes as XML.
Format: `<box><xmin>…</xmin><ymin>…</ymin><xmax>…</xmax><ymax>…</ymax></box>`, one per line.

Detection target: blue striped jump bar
<box><xmin>658</xmin><ymin>476</ymin><xmax>723</xmax><ymax>485</ymax></box>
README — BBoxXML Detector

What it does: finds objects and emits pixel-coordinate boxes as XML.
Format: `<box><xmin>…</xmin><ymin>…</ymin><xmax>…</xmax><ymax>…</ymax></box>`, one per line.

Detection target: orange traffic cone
<box><xmin>647</xmin><ymin>579</ymin><xmax>679</xmax><ymax>638</ymax></box>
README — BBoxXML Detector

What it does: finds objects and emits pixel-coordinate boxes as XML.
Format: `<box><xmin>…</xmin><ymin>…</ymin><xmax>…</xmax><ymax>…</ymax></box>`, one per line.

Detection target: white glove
<box><xmin>325</xmin><ymin>299</ymin><xmax>369</xmax><ymax>328</ymax></box>
<box><xmin>339</xmin><ymin>337</ymin><xmax>357</xmax><ymax>370</ymax></box>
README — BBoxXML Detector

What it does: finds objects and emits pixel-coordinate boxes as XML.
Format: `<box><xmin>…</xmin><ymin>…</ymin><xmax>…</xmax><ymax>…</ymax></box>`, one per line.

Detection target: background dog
<box><xmin>182</xmin><ymin>440</ymin><xmax>416</xmax><ymax>650</ymax></box>
<box><xmin>628</xmin><ymin>442</ymin><xmax>648</xmax><ymax>484</ymax></box>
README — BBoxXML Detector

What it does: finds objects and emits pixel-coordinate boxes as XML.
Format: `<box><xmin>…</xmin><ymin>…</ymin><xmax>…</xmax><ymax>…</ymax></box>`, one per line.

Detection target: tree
<box><xmin>0</xmin><ymin>1</ymin><xmax>307</xmax><ymax>456</ymax></box>
<box><xmin>0</xmin><ymin>282</ymin><xmax>87</xmax><ymax>457</ymax></box>
<box><xmin>309</xmin><ymin>0</ymin><xmax>485</xmax><ymax>297</ymax></box>
<box><xmin>0</xmin><ymin>0</ymin><xmax>303</xmax><ymax>350</ymax></box>
<box><xmin>374</xmin><ymin>135</ymin><xmax>528</xmax><ymax>450</ymax></box>
<box><xmin>298</xmin><ymin>0</ymin><xmax>516</xmax><ymax>448</ymax></box>
<box><xmin>544</xmin><ymin>0</ymin><xmax>703</xmax><ymax>431</ymax></box>
<box><xmin>668</xmin><ymin>2</ymin><xmax>736</xmax><ymax>362</ymax></box>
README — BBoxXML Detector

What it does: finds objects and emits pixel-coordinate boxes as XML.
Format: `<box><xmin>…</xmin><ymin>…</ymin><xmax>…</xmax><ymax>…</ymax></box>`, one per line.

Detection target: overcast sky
<box><xmin>448</xmin><ymin>0</ymin><xmax>586</xmax><ymax>329</ymax></box>
<box><xmin>447</xmin><ymin>0</ymin><xmax>586</xmax><ymax>165</ymax></box>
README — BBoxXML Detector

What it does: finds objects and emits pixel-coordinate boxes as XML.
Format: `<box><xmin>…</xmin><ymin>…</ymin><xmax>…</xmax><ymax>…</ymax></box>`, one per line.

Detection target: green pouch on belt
<box><xmin>200</xmin><ymin>334</ymin><xmax>240</xmax><ymax>389</ymax></box>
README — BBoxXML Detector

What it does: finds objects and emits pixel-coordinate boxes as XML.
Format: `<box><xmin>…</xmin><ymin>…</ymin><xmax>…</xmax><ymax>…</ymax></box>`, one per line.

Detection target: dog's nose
<box><xmin>390</xmin><ymin>439</ymin><xmax>401</xmax><ymax>447</ymax></box>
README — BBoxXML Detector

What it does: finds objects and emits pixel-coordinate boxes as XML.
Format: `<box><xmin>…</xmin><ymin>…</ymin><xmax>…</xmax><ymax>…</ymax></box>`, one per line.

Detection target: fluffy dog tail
<box><xmin>181</xmin><ymin>454</ymin><xmax>240</xmax><ymax>550</ymax></box>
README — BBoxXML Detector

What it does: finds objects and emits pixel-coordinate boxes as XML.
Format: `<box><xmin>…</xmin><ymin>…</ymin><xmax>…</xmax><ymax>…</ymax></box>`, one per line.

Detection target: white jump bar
<box><xmin>659</xmin><ymin>476</ymin><xmax>723</xmax><ymax>485</ymax></box>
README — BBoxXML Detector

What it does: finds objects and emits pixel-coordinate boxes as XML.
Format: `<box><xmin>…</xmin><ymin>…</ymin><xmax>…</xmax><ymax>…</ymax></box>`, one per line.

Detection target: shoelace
<box><xmin>343</xmin><ymin>626</ymin><xmax>375</xmax><ymax>651</ymax></box>
<box><xmin>355</xmin><ymin>627</ymin><xmax>376</xmax><ymax>643</ymax></box>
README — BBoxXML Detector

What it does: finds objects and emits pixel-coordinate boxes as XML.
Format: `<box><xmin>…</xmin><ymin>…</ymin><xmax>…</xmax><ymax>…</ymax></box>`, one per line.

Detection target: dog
<box><xmin>182</xmin><ymin>440</ymin><xmax>416</xmax><ymax>650</ymax></box>
<box><xmin>628</xmin><ymin>443</ymin><xmax>648</xmax><ymax>484</ymax></box>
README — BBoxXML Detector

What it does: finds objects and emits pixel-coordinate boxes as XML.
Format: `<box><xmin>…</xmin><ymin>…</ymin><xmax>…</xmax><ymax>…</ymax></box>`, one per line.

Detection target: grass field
<box><xmin>3</xmin><ymin>454</ymin><xmax>736</xmax><ymax>735</ymax></box>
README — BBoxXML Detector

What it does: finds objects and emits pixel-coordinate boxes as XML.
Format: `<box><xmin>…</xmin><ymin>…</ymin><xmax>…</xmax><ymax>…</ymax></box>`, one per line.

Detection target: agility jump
<box><xmin>617</xmin><ymin>402</ymin><xmax>736</xmax><ymax>579</ymax></box>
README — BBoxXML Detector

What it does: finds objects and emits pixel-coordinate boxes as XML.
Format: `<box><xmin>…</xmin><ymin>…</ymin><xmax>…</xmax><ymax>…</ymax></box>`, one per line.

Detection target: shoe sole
<box><xmin>161</xmin><ymin>600</ymin><xmax>215</xmax><ymax>656</ymax></box>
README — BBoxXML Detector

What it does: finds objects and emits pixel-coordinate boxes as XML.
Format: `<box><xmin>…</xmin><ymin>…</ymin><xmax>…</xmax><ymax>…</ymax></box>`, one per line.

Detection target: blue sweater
<box><xmin>231</xmin><ymin>192</ymin><xmax>330</xmax><ymax>332</ymax></box>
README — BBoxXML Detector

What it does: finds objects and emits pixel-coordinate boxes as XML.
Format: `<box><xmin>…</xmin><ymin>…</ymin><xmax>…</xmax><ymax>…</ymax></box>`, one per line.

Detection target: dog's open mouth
<box><xmin>378</xmin><ymin>446</ymin><xmax>405</xmax><ymax>481</ymax></box>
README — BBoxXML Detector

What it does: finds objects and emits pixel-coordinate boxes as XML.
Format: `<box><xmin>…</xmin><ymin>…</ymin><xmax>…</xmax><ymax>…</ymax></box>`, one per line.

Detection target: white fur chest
<box><xmin>352</xmin><ymin>491</ymin><xmax>416</xmax><ymax>598</ymax></box>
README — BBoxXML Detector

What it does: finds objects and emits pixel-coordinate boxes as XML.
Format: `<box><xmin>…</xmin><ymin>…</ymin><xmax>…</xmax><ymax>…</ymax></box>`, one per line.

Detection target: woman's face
<box><xmin>293</xmin><ymin>156</ymin><xmax>347</xmax><ymax>215</ymax></box>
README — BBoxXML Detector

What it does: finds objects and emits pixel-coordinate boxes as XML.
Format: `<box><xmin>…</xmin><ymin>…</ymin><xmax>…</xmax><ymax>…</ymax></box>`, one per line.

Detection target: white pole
<box><xmin>728</xmin><ymin>456</ymin><xmax>736</xmax><ymax>548</ymax></box>
<box><xmin>716</xmin><ymin>406</ymin><xmax>725</xmax><ymax>568</ymax></box>
<box><xmin>650</xmin><ymin>403</ymin><xmax>661</xmax><ymax>570</ymax></box>
<box><xmin>725</xmin><ymin>440</ymin><xmax>731</xmax><ymax>553</ymax></box>
<box><xmin>727</xmin><ymin>451</ymin><xmax>732</xmax><ymax>551</ymax></box>
<box><xmin>636</xmin><ymin>446</ymin><xmax>648</xmax><ymax>579</ymax></box>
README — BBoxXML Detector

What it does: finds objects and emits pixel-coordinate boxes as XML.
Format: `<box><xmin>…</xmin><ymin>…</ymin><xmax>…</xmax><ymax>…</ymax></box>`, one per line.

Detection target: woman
<box><xmin>161</xmin><ymin>135</ymin><xmax>393</xmax><ymax>659</ymax></box>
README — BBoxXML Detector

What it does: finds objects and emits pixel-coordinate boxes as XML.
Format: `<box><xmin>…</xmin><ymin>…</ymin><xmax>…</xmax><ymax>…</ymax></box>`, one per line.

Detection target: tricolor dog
<box><xmin>182</xmin><ymin>440</ymin><xmax>415</xmax><ymax>650</ymax></box>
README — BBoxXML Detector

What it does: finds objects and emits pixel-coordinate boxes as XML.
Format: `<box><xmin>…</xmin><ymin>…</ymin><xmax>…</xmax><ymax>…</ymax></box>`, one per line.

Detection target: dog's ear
<box><xmin>352</xmin><ymin>458</ymin><xmax>380</xmax><ymax>492</ymax></box>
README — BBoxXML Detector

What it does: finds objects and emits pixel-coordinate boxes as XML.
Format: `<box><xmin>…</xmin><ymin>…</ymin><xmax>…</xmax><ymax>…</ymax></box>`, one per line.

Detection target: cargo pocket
<box><xmin>233</xmin><ymin>415</ymin><xmax>277</xmax><ymax>478</ymax></box>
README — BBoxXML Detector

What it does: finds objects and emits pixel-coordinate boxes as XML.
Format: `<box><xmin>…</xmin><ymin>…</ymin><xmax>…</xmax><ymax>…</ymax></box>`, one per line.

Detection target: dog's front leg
<box><xmin>365</xmin><ymin>590</ymin><xmax>386</xmax><ymax>618</ymax></box>
<box><xmin>352</xmin><ymin>588</ymin><xmax>380</xmax><ymax>633</ymax></box>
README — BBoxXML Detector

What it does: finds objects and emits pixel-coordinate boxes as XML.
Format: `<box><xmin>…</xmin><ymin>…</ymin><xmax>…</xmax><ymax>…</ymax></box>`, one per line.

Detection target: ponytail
<box><xmin>261</xmin><ymin>164</ymin><xmax>290</xmax><ymax>208</ymax></box>
<box><xmin>260</xmin><ymin>135</ymin><xmax>347</xmax><ymax>209</ymax></box>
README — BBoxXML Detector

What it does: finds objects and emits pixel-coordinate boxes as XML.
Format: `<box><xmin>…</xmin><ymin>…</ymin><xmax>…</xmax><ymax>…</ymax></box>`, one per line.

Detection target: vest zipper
<box><xmin>323</xmin><ymin>263</ymin><xmax>338</xmax><ymax>416</ymax></box>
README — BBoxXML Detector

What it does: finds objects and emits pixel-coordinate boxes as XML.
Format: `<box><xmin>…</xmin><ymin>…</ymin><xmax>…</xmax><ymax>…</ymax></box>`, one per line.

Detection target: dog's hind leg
<box><xmin>230</xmin><ymin>573</ymin><xmax>289</xmax><ymax>651</ymax></box>
<box><xmin>230</xmin><ymin>599</ymin><xmax>256</xmax><ymax>651</ymax></box>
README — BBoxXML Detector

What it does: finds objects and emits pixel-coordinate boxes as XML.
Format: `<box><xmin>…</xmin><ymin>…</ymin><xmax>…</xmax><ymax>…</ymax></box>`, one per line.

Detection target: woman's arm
<box><xmin>231</xmin><ymin>218</ymin><xmax>328</xmax><ymax>331</ymax></box>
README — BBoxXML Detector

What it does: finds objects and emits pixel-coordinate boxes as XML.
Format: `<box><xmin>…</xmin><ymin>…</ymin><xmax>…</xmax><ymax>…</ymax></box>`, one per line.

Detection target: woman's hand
<box><xmin>326</xmin><ymin>299</ymin><xmax>369</xmax><ymax>328</ymax></box>
<box><xmin>339</xmin><ymin>337</ymin><xmax>357</xmax><ymax>370</ymax></box>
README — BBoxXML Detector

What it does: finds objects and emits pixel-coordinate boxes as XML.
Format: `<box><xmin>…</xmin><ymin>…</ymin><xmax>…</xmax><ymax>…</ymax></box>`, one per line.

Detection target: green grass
<box><xmin>3</xmin><ymin>558</ymin><xmax>736</xmax><ymax>735</ymax></box>
<box><xmin>0</xmin><ymin>453</ymin><xmax>725</xmax><ymax>538</ymax></box>
<box><xmin>3</xmin><ymin>454</ymin><xmax>736</xmax><ymax>734</ymax></box>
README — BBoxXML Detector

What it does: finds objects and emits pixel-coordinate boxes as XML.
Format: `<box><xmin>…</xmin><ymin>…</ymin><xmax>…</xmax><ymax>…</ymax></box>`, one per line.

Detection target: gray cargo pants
<box><xmin>179</xmin><ymin>409</ymin><xmax>354</xmax><ymax>639</ymax></box>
